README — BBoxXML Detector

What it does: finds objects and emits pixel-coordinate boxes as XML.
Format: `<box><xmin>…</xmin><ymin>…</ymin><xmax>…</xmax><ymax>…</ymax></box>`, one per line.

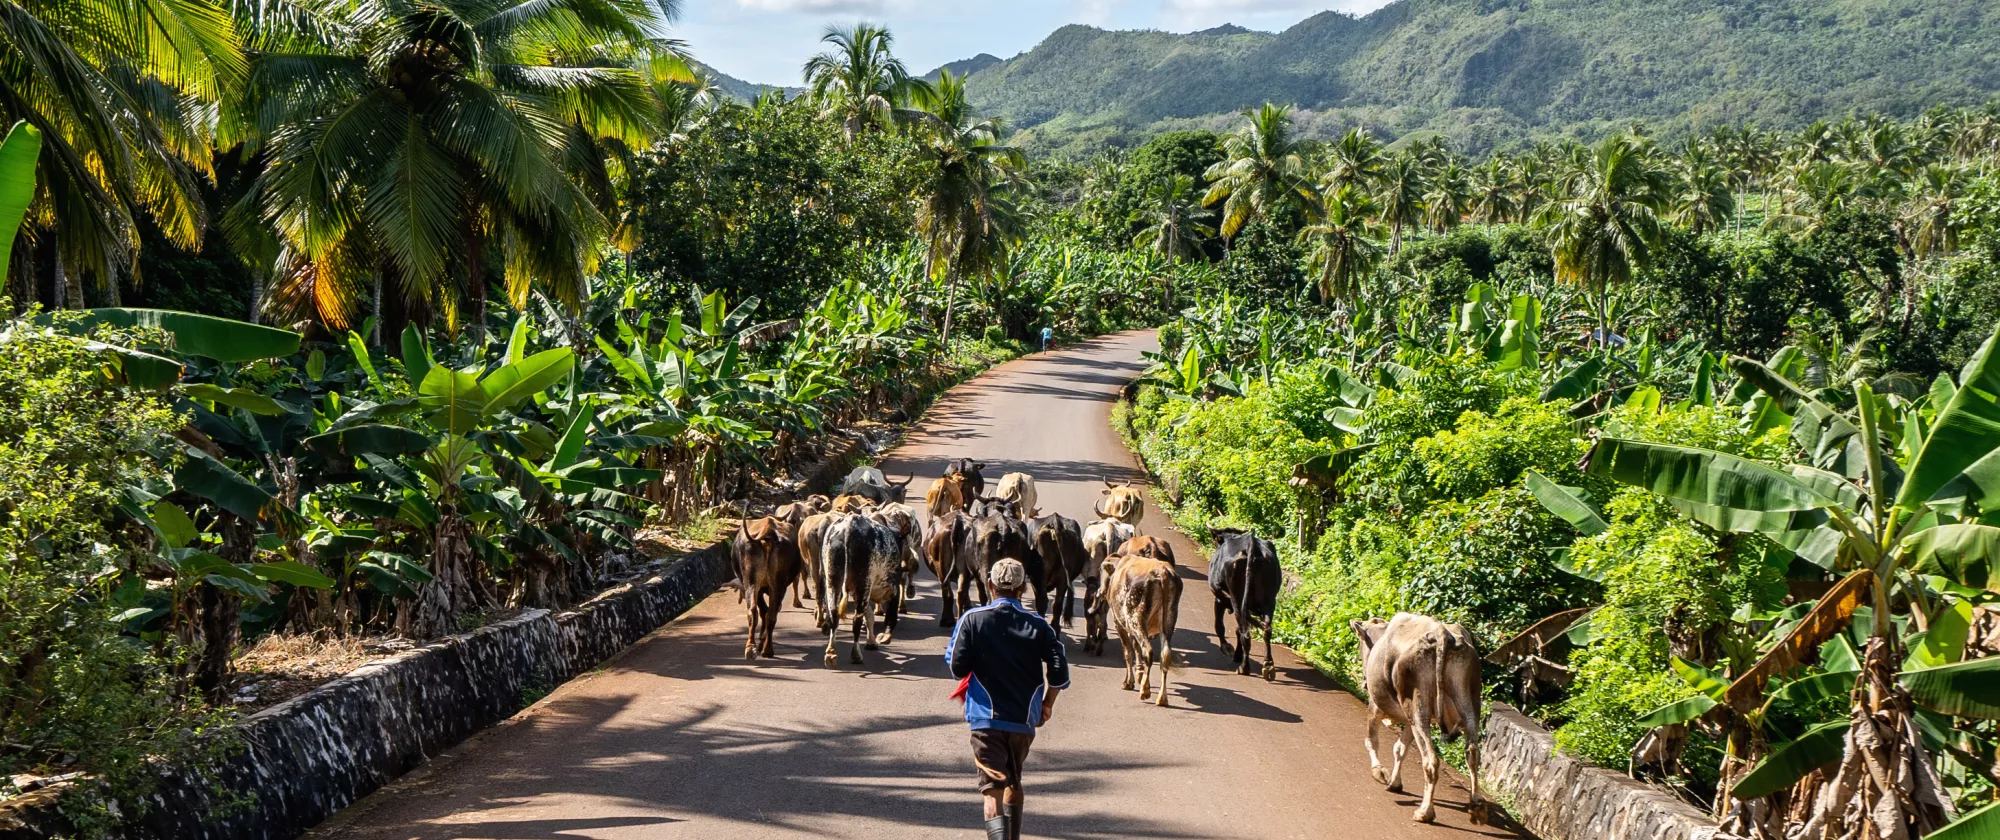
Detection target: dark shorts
<box><xmin>970</xmin><ymin>729</ymin><xmax>1035</xmax><ymax>793</ymax></box>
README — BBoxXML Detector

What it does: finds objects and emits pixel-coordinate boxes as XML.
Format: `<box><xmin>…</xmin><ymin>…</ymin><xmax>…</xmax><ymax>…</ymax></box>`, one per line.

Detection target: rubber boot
<box><xmin>984</xmin><ymin>815</ymin><xmax>1009</xmax><ymax>840</ymax></box>
<box><xmin>1007</xmin><ymin>803</ymin><xmax>1023</xmax><ymax>840</ymax></box>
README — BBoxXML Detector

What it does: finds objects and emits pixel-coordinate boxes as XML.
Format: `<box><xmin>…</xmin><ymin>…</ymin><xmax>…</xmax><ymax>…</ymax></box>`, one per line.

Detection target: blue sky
<box><xmin>674</xmin><ymin>0</ymin><xmax>1398</xmax><ymax>86</ymax></box>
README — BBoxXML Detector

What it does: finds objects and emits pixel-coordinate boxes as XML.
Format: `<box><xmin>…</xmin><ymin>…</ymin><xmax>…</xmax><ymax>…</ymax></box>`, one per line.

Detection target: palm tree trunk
<box><xmin>940</xmin><ymin>264</ymin><xmax>960</xmax><ymax>348</ymax></box>
<box><xmin>249</xmin><ymin>269</ymin><xmax>266</xmax><ymax>324</ymax></box>
<box><xmin>53</xmin><ymin>252</ymin><xmax>75</xmax><ymax>309</ymax></box>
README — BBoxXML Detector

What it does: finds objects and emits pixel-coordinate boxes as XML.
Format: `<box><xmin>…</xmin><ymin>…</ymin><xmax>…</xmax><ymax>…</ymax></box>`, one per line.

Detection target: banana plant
<box><xmin>1584</xmin><ymin>321</ymin><xmax>2000</xmax><ymax>834</ymax></box>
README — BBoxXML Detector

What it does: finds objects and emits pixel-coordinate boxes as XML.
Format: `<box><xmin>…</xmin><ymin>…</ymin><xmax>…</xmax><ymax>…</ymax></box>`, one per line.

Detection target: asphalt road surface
<box><xmin>311</xmin><ymin>330</ymin><xmax>1528</xmax><ymax>840</ymax></box>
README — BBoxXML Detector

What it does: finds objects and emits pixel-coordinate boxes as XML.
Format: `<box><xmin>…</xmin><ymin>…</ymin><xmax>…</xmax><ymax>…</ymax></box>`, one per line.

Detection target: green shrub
<box><xmin>0</xmin><ymin>323</ymin><xmax>234</xmax><ymax>831</ymax></box>
<box><xmin>1412</xmin><ymin>396</ymin><xmax>1589</xmax><ymax>501</ymax></box>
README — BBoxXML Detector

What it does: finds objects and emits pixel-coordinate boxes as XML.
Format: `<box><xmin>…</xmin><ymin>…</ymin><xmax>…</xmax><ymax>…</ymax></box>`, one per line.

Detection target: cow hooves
<box><xmin>1469</xmin><ymin>800</ymin><xmax>1492</xmax><ymax>826</ymax></box>
<box><xmin>849</xmin><ymin>650</ymin><xmax>863</xmax><ymax>665</ymax></box>
<box><xmin>822</xmin><ymin>653</ymin><xmax>839</xmax><ymax>668</ymax></box>
<box><xmin>1262</xmin><ymin>664</ymin><xmax>1278</xmax><ymax>682</ymax></box>
<box><xmin>1386</xmin><ymin>781</ymin><xmax>1405</xmax><ymax>795</ymax></box>
<box><xmin>1413</xmin><ymin>807</ymin><xmax>1436</xmax><ymax>824</ymax></box>
<box><xmin>743</xmin><ymin>647</ymin><xmax>756</xmax><ymax>661</ymax></box>
<box><xmin>1139</xmin><ymin>687</ymin><xmax>1151</xmax><ymax>702</ymax></box>
<box><xmin>864</xmin><ymin>640</ymin><xmax>879</xmax><ymax>650</ymax></box>
<box><xmin>1154</xmin><ymin>693</ymin><xmax>1168</xmax><ymax>707</ymax></box>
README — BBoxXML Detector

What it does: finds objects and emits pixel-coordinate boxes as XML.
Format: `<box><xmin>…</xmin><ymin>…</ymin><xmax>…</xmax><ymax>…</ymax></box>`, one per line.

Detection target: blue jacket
<box><xmin>946</xmin><ymin>598</ymin><xmax>1071</xmax><ymax>733</ymax></box>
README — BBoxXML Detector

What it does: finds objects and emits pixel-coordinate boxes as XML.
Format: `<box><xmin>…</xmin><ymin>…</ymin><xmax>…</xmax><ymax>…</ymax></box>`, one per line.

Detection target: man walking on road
<box><xmin>946</xmin><ymin>559</ymin><xmax>1070</xmax><ymax>840</ymax></box>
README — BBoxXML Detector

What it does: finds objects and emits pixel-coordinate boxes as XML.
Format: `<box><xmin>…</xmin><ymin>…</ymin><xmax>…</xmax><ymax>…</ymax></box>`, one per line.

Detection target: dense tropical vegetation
<box><xmin>5</xmin><ymin>0</ymin><xmax>2000</xmax><ymax>836</ymax></box>
<box><xmin>1116</xmin><ymin>103</ymin><xmax>2000</xmax><ymax>837</ymax></box>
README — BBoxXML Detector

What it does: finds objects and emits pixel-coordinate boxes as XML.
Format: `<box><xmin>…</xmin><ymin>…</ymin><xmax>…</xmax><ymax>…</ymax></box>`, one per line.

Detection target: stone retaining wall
<box><xmin>1481</xmin><ymin>704</ymin><xmax>1719</xmax><ymax>840</ymax></box>
<box><xmin>0</xmin><ymin>543</ymin><xmax>731</xmax><ymax>840</ymax></box>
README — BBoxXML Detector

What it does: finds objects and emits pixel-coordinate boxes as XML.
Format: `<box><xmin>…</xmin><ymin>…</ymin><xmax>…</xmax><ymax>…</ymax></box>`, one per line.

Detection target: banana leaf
<box><xmin>1776</xmin><ymin>670</ymin><xmax>1858</xmax><ymax>706</ymax></box>
<box><xmin>1899</xmin><ymin>524</ymin><xmax>2000</xmax><ymax>590</ymax></box>
<box><xmin>480</xmin><ymin>348</ymin><xmax>575</xmax><ymax>415</ymax></box>
<box><xmin>0</xmin><ymin>121</ymin><xmax>41</xmax><ymax>272</ymax></box>
<box><xmin>1587</xmin><ymin>438</ymin><xmax>1834</xmax><ymax>514</ymax></box>
<box><xmin>1524</xmin><ymin>469</ymin><xmax>1607</xmax><ymax>535</ymax></box>
<box><xmin>1899</xmin><ymin>323</ymin><xmax>2000</xmax><ymax>513</ymax></box>
<box><xmin>1929</xmin><ymin>446</ymin><xmax>2000</xmax><ymax>520</ymax></box>
<box><xmin>1900</xmin><ymin>655</ymin><xmax>2000</xmax><ymax>720</ymax></box>
<box><xmin>1927</xmin><ymin>800</ymin><xmax>2000</xmax><ymax>840</ymax></box>
<box><xmin>1731</xmin><ymin>719</ymin><xmax>1851</xmax><ymax>800</ymax></box>
<box><xmin>174</xmin><ymin>449</ymin><xmax>274</xmax><ymax>521</ymax></box>
<box><xmin>418</xmin><ymin>365</ymin><xmax>485</xmax><ymax>433</ymax></box>
<box><xmin>1635</xmin><ymin>695</ymin><xmax>1717</xmax><ymax>727</ymax></box>
<box><xmin>1543</xmin><ymin>357</ymin><xmax>1605</xmax><ymax>403</ymax></box>
<box><xmin>251</xmin><ymin>561</ymin><xmax>336</xmax><ymax>588</ymax></box>
<box><xmin>182</xmin><ymin>384</ymin><xmax>293</xmax><ymax>416</ymax></box>
<box><xmin>1725</xmin><ymin>569</ymin><xmax>1872</xmax><ymax>713</ymax></box>
<box><xmin>303</xmin><ymin>424</ymin><xmax>433</xmax><ymax>459</ymax></box>
<box><xmin>63</xmin><ymin>309</ymin><xmax>300</xmax><ymax>362</ymax></box>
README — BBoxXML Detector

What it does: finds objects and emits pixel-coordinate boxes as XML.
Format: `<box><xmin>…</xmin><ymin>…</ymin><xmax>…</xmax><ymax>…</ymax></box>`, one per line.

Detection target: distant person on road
<box><xmin>1039</xmin><ymin>326</ymin><xmax>1052</xmax><ymax>352</ymax></box>
<box><xmin>946</xmin><ymin>559</ymin><xmax>1069</xmax><ymax>840</ymax></box>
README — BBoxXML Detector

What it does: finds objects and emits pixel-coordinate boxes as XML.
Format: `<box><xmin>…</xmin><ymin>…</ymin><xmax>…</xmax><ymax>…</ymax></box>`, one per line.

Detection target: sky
<box><xmin>675</xmin><ymin>0</ymin><xmax>1399</xmax><ymax>86</ymax></box>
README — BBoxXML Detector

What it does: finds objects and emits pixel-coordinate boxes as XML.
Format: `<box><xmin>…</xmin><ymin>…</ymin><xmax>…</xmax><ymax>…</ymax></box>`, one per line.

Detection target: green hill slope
<box><xmin>960</xmin><ymin>0</ymin><xmax>2000</xmax><ymax>155</ymax></box>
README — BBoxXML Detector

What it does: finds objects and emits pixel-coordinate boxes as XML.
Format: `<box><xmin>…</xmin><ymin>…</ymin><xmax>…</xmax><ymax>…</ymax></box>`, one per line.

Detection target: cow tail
<box><xmin>1433</xmin><ymin>631</ymin><xmax>1451</xmax><ymax>735</ymax></box>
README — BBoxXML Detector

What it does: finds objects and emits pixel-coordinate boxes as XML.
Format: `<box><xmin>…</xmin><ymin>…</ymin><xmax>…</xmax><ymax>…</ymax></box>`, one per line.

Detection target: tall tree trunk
<box><xmin>249</xmin><ymin>269</ymin><xmax>266</xmax><ymax>324</ymax></box>
<box><xmin>939</xmin><ymin>265</ymin><xmax>960</xmax><ymax>349</ymax></box>
<box><xmin>464</xmin><ymin>224</ymin><xmax>487</xmax><ymax>343</ymax></box>
<box><xmin>63</xmin><ymin>259</ymin><xmax>83</xmax><ymax>309</ymax></box>
<box><xmin>371</xmin><ymin>275</ymin><xmax>384</xmax><ymax>344</ymax></box>
<box><xmin>52</xmin><ymin>252</ymin><xmax>72</xmax><ymax>309</ymax></box>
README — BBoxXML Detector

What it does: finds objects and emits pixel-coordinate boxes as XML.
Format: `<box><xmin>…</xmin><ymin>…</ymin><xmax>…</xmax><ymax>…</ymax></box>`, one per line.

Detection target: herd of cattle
<box><xmin>730</xmin><ymin>459</ymin><xmax>1491</xmax><ymax>826</ymax></box>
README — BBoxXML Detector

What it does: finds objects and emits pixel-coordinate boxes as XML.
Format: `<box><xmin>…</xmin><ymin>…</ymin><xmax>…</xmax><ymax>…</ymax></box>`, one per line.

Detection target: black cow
<box><xmin>818</xmin><ymin>513</ymin><xmax>906</xmax><ymax>667</ymax></box>
<box><xmin>955</xmin><ymin>498</ymin><xmax>1045</xmax><ymax>616</ymax></box>
<box><xmin>1209</xmin><ymin>528</ymin><xmax>1281</xmax><ymax>680</ymax></box>
<box><xmin>943</xmin><ymin>458</ymin><xmax>987</xmax><ymax>499</ymax></box>
<box><xmin>1029</xmin><ymin>513</ymin><xmax>1089</xmax><ymax>628</ymax></box>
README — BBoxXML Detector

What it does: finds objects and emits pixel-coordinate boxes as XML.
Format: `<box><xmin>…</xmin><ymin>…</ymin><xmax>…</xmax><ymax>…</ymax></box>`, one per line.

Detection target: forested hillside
<box><xmin>957</xmin><ymin>0</ymin><xmax>2000</xmax><ymax>155</ymax></box>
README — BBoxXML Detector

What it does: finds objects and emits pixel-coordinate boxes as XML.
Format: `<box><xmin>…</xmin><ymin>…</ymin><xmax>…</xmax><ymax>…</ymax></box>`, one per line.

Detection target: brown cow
<box><xmin>775</xmin><ymin>495</ymin><xmax>831</xmax><ymax>606</ymax></box>
<box><xmin>732</xmin><ymin>517</ymin><xmax>800</xmax><ymax>659</ymax></box>
<box><xmin>797</xmin><ymin>512</ymin><xmax>842</xmax><ymax>622</ymax></box>
<box><xmin>1096</xmin><ymin>480</ymin><xmax>1146</xmax><ymax>530</ymax></box>
<box><xmin>924</xmin><ymin>473</ymin><xmax>968</xmax><ymax>524</ymax></box>
<box><xmin>1351</xmin><ymin>613</ymin><xmax>1489</xmax><ymax>825</ymax></box>
<box><xmin>831</xmin><ymin>494</ymin><xmax>874</xmax><ymax>515</ymax></box>
<box><xmin>1115</xmin><ymin>535</ymin><xmax>1176</xmax><ymax>567</ymax></box>
<box><xmin>1080</xmin><ymin>518</ymin><xmax>1135</xmax><ymax>654</ymax></box>
<box><xmin>1098</xmin><ymin>552</ymin><xmax>1182</xmax><ymax>707</ymax></box>
<box><xmin>925</xmin><ymin>510</ymin><xmax>972</xmax><ymax>627</ymax></box>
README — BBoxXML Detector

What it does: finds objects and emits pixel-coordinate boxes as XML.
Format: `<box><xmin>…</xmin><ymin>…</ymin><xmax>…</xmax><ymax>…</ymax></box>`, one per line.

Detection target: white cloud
<box><xmin>736</xmin><ymin>0</ymin><xmax>888</xmax><ymax>14</ymax></box>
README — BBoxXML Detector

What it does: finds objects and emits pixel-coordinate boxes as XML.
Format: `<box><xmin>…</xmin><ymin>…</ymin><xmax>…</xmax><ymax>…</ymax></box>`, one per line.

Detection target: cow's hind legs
<box><xmin>1260</xmin><ymin>617</ymin><xmax>1278</xmax><ymax>681</ymax></box>
<box><xmin>1410</xmin><ymin>719</ymin><xmax>1439</xmax><ymax>823</ymax></box>
<box><xmin>1136</xmin><ymin>637</ymin><xmax>1154</xmax><ymax>702</ymax></box>
<box><xmin>1213</xmin><ymin>597</ymin><xmax>1234</xmax><ymax>660</ymax></box>
<box><xmin>1152</xmin><ymin>634</ymin><xmax>1170</xmax><ymax>707</ymax></box>
<box><xmin>744</xmin><ymin>591</ymin><xmax>761</xmax><ymax>660</ymax></box>
<box><xmin>1365</xmin><ymin>717</ymin><xmax>1390</xmax><ymax>787</ymax></box>
<box><xmin>1387</xmin><ymin>727</ymin><xmax>1408</xmax><ymax>794</ymax></box>
<box><xmin>760</xmin><ymin>590</ymin><xmax>781</xmax><ymax>658</ymax></box>
<box><xmin>875</xmin><ymin>593</ymin><xmax>899</xmax><ymax>646</ymax></box>
<box><xmin>851</xmin><ymin>607</ymin><xmax>869</xmax><ymax>663</ymax></box>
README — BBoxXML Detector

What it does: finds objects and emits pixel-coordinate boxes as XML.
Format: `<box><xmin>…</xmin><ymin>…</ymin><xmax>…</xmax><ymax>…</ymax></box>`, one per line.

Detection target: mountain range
<box><xmin>710</xmin><ymin>0</ymin><xmax>2000</xmax><ymax>155</ymax></box>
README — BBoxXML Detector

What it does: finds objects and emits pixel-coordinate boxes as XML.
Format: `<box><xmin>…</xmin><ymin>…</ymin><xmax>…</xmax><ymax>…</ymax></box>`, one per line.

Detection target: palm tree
<box><xmin>801</xmin><ymin>23</ymin><xmax>929</xmax><ymax>140</ymax></box>
<box><xmin>909</xmin><ymin>70</ymin><xmax>1024</xmax><ymax>346</ymax></box>
<box><xmin>1767</xmin><ymin>159</ymin><xmax>1874</xmax><ymax>232</ymax></box>
<box><xmin>1132</xmin><ymin>174</ymin><xmax>1214</xmax><ymax>262</ymax></box>
<box><xmin>1902</xmin><ymin>163</ymin><xmax>1966</xmax><ymax>260</ymax></box>
<box><xmin>1669</xmin><ymin>141</ymin><xmax>1736</xmax><ymax>235</ymax></box>
<box><xmin>1322</xmin><ymin>127</ymin><xmax>1385</xmax><ymax>193</ymax></box>
<box><xmin>1533</xmin><ymin>131</ymin><xmax>1670</xmax><ymax>343</ymax></box>
<box><xmin>2</xmin><ymin>0</ymin><xmax>245</xmax><ymax>308</ymax></box>
<box><xmin>1421</xmin><ymin>160</ymin><xmax>1469</xmax><ymax>234</ymax></box>
<box><xmin>1202</xmin><ymin>103</ymin><xmax>1315</xmax><ymax>240</ymax></box>
<box><xmin>238</xmin><ymin>0</ymin><xmax>682</xmax><ymax>330</ymax></box>
<box><xmin>1374</xmin><ymin>153</ymin><xmax>1426</xmax><ymax>255</ymax></box>
<box><xmin>1467</xmin><ymin>158</ymin><xmax>1516</xmax><ymax>225</ymax></box>
<box><xmin>1298</xmin><ymin>184</ymin><xmax>1384</xmax><ymax>304</ymax></box>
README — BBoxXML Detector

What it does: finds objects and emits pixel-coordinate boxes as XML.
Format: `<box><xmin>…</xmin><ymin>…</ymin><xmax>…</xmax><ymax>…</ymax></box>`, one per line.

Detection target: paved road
<box><xmin>312</xmin><ymin>330</ymin><xmax>1526</xmax><ymax>840</ymax></box>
